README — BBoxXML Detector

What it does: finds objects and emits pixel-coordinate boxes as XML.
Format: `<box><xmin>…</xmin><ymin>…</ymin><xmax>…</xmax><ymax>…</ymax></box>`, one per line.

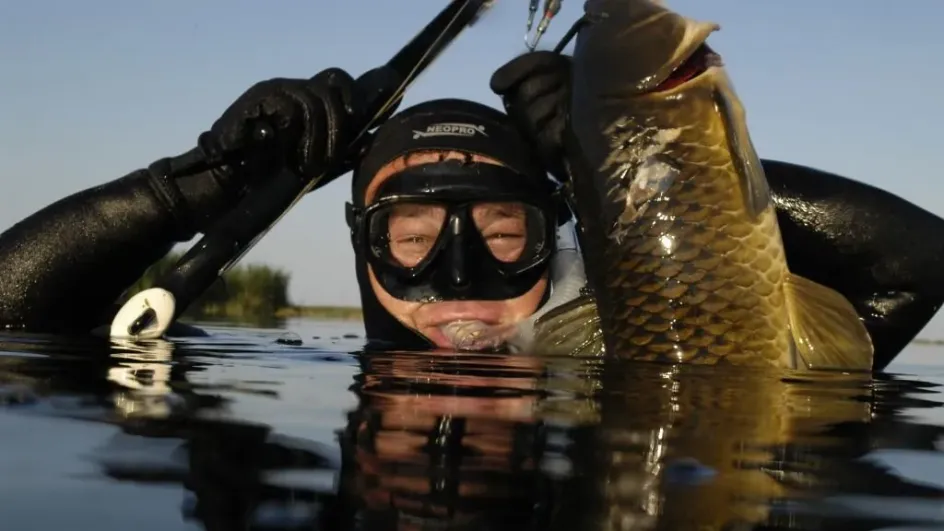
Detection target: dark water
<box><xmin>2</xmin><ymin>318</ymin><xmax>944</xmax><ymax>531</ymax></box>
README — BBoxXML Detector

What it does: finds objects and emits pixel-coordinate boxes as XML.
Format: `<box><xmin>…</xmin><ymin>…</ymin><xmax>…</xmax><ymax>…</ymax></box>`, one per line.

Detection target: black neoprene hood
<box><xmin>352</xmin><ymin>98</ymin><xmax>550</xmax><ymax>206</ymax></box>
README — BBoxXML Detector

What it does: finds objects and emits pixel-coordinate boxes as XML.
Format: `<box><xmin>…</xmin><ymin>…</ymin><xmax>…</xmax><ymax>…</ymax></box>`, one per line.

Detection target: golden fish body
<box><xmin>592</xmin><ymin>101</ymin><xmax>794</xmax><ymax>366</ymax></box>
<box><xmin>532</xmin><ymin>0</ymin><xmax>873</xmax><ymax>371</ymax></box>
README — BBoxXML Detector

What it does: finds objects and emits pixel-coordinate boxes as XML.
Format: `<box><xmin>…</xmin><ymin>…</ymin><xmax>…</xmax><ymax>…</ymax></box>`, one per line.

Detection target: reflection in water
<box><xmin>583</xmin><ymin>365</ymin><xmax>876</xmax><ymax>530</ymax></box>
<box><xmin>107</xmin><ymin>339</ymin><xmax>178</xmax><ymax>418</ymax></box>
<box><xmin>0</xmin><ymin>331</ymin><xmax>943</xmax><ymax>530</ymax></box>
<box><xmin>338</xmin><ymin>352</ymin><xmax>594</xmax><ymax>531</ymax></box>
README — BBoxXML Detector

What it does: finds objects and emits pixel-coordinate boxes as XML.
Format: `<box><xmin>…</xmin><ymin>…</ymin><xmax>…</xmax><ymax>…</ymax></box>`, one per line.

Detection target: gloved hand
<box><xmin>204</xmin><ymin>67</ymin><xmax>364</xmax><ymax>185</ymax></box>
<box><xmin>489</xmin><ymin>51</ymin><xmax>571</xmax><ymax>183</ymax></box>
<box><xmin>149</xmin><ymin>66</ymin><xmax>400</xmax><ymax>236</ymax></box>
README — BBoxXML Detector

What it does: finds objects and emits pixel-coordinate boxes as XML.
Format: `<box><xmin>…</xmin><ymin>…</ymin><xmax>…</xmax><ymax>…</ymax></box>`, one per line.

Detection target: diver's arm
<box><xmin>0</xmin><ymin>68</ymin><xmax>383</xmax><ymax>335</ymax></box>
<box><xmin>0</xmin><ymin>151</ymin><xmax>237</xmax><ymax>334</ymax></box>
<box><xmin>765</xmin><ymin>159</ymin><xmax>944</xmax><ymax>371</ymax></box>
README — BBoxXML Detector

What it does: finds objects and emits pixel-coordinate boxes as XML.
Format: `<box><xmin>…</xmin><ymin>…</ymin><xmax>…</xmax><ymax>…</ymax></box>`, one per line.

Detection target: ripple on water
<box><xmin>0</xmin><ymin>318</ymin><xmax>943</xmax><ymax>530</ymax></box>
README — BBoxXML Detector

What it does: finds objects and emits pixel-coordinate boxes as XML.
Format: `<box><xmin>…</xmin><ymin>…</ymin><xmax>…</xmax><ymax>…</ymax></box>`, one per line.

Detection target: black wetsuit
<box><xmin>0</xmin><ymin>155</ymin><xmax>941</xmax><ymax>371</ymax></box>
<box><xmin>0</xmin><ymin>166</ymin><xmax>195</xmax><ymax>335</ymax></box>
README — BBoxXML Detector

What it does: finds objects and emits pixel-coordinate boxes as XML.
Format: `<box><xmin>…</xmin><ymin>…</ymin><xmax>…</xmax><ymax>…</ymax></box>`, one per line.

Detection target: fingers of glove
<box><xmin>296</xmin><ymin>101</ymin><xmax>332</xmax><ymax>179</ymax></box>
<box><xmin>210</xmin><ymin>78</ymin><xmax>303</xmax><ymax>151</ymax></box>
<box><xmin>310</xmin><ymin>66</ymin><xmax>355</xmax><ymax>86</ymax></box>
<box><xmin>269</xmin><ymin>80</ymin><xmax>338</xmax><ymax>177</ymax></box>
<box><xmin>310</xmin><ymin>68</ymin><xmax>358</xmax><ymax>116</ymax></box>
<box><xmin>206</xmin><ymin>70</ymin><xmax>372</xmax><ymax>181</ymax></box>
<box><xmin>505</xmin><ymin>70</ymin><xmax>568</xmax><ymax>113</ymax></box>
<box><xmin>490</xmin><ymin>51</ymin><xmax>563</xmax><ymax>92</ymax></box>
<box><xmin>308</xmin><ymin>69</ymin><xmax>370</xmax><ymax>165</ymax></box>
<box><xmin>219</xmin><ymin>77</ymin><xmax>335</xmax><ymax>177</ymax></box>
<box><xmin>490</xmin><ymin>51</ymin><xmax>570</xmax><ymax>95</ymax></box>
<box><xmin>500</xmin><ymin>78</ymin><xmax>569</xmax><ymax>182</ymax></box>
<box><xmin>517</xmin><ymin>105</ymin><xmax>565</xmax><ymax>166</ymax></box>
<box><xmin>508</xmin><ymin>87</ymin><xmax>563</xmax><ymax>139</ymax></box>
<box><xmin>499</xmin><ymin>69</ymin><xmax>568</xmax><ymax>143</ymax></box>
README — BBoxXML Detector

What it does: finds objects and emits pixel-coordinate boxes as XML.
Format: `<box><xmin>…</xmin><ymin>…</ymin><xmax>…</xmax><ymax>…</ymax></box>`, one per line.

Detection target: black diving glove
<box><xmin>489</xmin><ymin>51</ymin><xmax>572</xmax><ymax>183</ymax></box>
<box><xmin>145</xmin><ymin>66</ymin><xmax>397</xmax><ymax>237</ymax></box>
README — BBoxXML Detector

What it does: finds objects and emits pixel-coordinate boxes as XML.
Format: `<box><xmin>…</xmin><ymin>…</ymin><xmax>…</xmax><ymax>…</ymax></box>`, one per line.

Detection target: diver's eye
<box><xmin>390</xmin><ymin>234</ymin><xmax>437</xmax><ymax>267</ymax></box>
<box><xmin>484</xmin><ymin>232</ymin><xmax>526</xmax><ymax>262</ymax></box>
<box><xmin>384</xmin><ymin>203</ymin><xmax>447</xmax><ymax>267</ymax></box>
<box><xmin>397</xmin><ymin>235</ymin><xmax>431</xmax><ymax>245</ymax></box>
<box><xmin>473</xmin><ymin>201</ymin><xmax>530</xmax><ymax>263</ymax></box>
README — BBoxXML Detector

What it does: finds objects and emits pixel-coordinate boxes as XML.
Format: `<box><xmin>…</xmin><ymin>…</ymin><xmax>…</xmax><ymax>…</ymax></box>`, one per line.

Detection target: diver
<box><xmin>0</xmin><ymin>53</ymin><xmax>940</xmax><ymax>372</ymax></box>
<box><xmin>345</xmin><ymin>95</ymin><xmax>573</xmax><ymax>351</ymax></box>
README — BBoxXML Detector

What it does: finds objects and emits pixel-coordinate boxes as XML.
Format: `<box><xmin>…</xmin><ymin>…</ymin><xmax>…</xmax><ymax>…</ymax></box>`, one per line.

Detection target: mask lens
<box><xmin>368</xmin><ymin>202</ymin><xmax>448</xmax><ymax>268</ymax></box>
<box><xmin>366</xmin><ymin>200</ymin><xmax>549</xmax><ymax>273</ymax></box>
<box><xmin>471</xmin><ymin>201</ymin><xmax>546</xmax><ymax>265</ymax></box>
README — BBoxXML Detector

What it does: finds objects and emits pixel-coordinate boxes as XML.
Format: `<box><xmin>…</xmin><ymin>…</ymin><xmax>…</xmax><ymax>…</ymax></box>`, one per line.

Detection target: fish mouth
<box><xmin>645</xmin><ymin>43</ymin><xmax>724</xmax><ymax>94</ymax></box>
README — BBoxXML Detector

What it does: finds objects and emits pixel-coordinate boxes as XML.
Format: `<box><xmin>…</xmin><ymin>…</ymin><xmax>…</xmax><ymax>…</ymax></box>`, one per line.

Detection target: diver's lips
<box><xmin>426</xmin><ymin>314</ymin><xmax>503</xmax><ymax>328</ymax></box>
<box><xmin>416</xmin><ymin>302</ymin><xmax>505</xmax><ymax>349</ymax></box>
<box><xmin>420</xmin><ymin>303</ymin><xmax>504</xmax><ymax>328</ymax></box>
<box><xmin>648</xmin><ymin>44</ymin><xmax>722</xmax><ymax>93</ymax></box>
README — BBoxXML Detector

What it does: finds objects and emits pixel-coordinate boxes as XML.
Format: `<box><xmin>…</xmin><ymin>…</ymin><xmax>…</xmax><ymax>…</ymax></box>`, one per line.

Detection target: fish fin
<box><xmin>713</xmin><ymin>82</ymin><xmax>770</xmax><ymax>220</ymax></box>
<box><xmin>532</xmin><ymin>294</ymin><xmax>606</xmax><ymax>357</ymax></box>
<box><xmin>783</xmin><ymin>273</ymin><xmax>874</xmax><ymax>371</ymax></box>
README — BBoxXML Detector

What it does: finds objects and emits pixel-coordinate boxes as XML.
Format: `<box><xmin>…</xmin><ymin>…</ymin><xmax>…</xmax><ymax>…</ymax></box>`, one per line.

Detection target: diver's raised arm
<box><xmin>0</xmin><ymin>68</ymin><xmax>372</xmax><ymax>335</ymax></box>
<box><xmin>764</xmin><ymin>160</ymin><xmax>944</xmax><ymax>371</ymax></box>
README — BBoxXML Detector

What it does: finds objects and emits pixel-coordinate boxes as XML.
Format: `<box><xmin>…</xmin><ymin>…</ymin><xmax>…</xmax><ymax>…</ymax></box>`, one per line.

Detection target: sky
<box><xmin>1</xmin><ymin>0</ymin><xmax>943</xmax><ymax>336</ymax></box>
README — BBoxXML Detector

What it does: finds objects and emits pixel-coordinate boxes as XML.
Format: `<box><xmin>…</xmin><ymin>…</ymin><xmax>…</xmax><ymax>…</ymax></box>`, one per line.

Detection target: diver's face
<box><xmin>364</xmin><ymin>151</ymin><xmax>549</xmax><ymax>350</ymax></box>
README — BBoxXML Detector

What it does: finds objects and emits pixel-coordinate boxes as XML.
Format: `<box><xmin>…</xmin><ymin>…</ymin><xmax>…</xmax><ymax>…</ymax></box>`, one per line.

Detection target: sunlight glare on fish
<box><xmin>659</xmin><ymin>366</ymin><xmax>681</xmax><ymax>380</ymax></box>
<box><xmin>659</xmin><ymin>234</ymin><xmax>676</xmax><ymax>254</ymax></box>
<box><xmin>665</xmin><ymin>344</ymin><xmax>685</xmax><ymax>365</ymax></box>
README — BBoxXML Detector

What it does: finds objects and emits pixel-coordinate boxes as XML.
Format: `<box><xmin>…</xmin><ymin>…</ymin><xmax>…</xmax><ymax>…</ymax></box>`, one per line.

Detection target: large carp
<box><xmin>510</xmin><ymin>0</ymin><xmax>874</xmax><ymax>370</ymax></box>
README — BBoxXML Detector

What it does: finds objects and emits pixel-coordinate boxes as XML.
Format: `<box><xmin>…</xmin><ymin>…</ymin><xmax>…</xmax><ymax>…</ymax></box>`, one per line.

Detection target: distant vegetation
<box><xmin>913</xmin><ymin>338</ymin><xmax>944</xmax><ymax>346</ymax></box>
<box><xmin>120</xmin><ymin>252</ymin><xmax>362</xmax><ymax>322</ymax></box>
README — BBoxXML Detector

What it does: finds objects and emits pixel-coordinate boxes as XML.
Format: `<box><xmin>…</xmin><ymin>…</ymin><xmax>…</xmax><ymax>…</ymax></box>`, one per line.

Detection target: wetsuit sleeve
<box><xmin>765</xmin><ymin>159</ymin><xmax>944</xmax><ymax>371</ymax></box>
<box><xmin>0</xmin><ymin>153</ymin><xmax>224</xmax><ymax>334</ymax></box>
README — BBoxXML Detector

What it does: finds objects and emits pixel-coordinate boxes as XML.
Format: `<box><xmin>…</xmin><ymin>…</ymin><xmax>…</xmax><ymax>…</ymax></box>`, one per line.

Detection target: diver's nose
<box><xmin>448</xmin><ymin>216</ymin><xmax>469</xmax><ymax>289</ymax></box>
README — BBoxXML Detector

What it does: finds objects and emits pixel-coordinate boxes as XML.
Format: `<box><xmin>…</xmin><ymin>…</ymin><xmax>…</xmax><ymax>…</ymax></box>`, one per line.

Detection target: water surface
<box><xmin>1</xmin><ymin>317</ymin><xmax>943</xmax><ymax>530</ymax></box>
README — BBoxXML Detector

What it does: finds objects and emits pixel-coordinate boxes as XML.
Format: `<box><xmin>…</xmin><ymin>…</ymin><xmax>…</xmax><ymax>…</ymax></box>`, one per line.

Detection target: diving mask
<box><xmin>346</xmin><ymin>161</ymin><xmax>565</xmax><ymax>302</ymax></box>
